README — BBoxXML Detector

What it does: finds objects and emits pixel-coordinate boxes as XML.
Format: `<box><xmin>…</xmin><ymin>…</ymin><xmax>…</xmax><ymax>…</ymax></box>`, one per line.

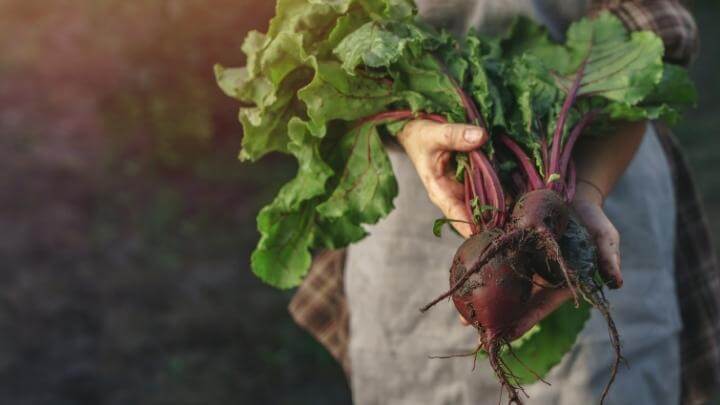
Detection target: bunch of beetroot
<box><xmin>217</xmin><ymin>1</ymin><xmax>695</xmax><ymax>403</ymax></box>
<box><xmin>419</xmin><ymin>101</ymin><xmax>620</xmax><ymax>404</ymax></box>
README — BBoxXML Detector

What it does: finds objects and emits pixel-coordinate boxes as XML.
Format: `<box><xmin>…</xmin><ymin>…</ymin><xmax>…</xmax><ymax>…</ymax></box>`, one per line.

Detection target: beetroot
<box><xmin>450</xmin><ymin>230</ymin><xmax>533</xmax><ymax>333</ymax></box>
<box><xmin>448</xmin><ymin>230</ymin><xmax>533</xmax><ymax>404</ymax></box>
<box><xmin>511</xmin><ymin>189</ymin><xmax>569</xmax><ymax>238</ymax></box>
<box><xmin>423</xmin><ymin>191</ymin><xmax>622</xmax><ymax>404</ymax></box>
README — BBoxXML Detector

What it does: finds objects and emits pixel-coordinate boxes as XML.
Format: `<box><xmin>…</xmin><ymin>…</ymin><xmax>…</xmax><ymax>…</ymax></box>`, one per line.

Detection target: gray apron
<box><xmin>345</xmin><ymin>2</ymin><xmax>683</xmax><ymax>404</ymax></box>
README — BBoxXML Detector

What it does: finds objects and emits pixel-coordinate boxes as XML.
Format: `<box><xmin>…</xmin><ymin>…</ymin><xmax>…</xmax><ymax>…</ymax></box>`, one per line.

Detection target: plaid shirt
<box><xmin>288</xmin><ymin>1</ymin><xmax>720</xmax><ymax>403</ymax></box>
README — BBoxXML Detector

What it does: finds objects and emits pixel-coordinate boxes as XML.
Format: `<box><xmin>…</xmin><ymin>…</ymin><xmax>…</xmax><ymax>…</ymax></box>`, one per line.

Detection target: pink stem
<box><xmin>558</xmin><ymin>109</ymin><xmax>599</xmax><ymax>181</ymax></box>
<box><xmin>358</xmin><ymin>110</ymin><xmax>414</xmax><ymax>124</ymax></box>
<box><xmin>358</xmin><ymin>110</ymin><xmax>447</xmax><ymax>125</ymax></box>
<box><xmin>548</xmin><ymin>62</ymin><xmax>587</xmax><ymax>187</ymax></box>
<box><xmin>447</xmin><ymin>79</ymin><xmax>502</xmax><ymax>226</ymax></box>
<box><xmin>470</xmin><ymin>151</ymin><xmax>505</xmax><ymax>228</ymax></box>
<box><xmin>464</xmin><ymin>174</ymin><xmax>479</xmax><ymax>234</ymax></box>
<box><xmin>468</xmin><ymin>159</ymin><xmax>490</xmax><ymax>227</ymax></box>
<box><xmin>498</xmin><ymin>134</ymin><xmax>543</xmax><ymax>191</ymax></box>
<box><xmin>457</xmin><ymin>87</ymin><xmax>484</xmax><ymax>127</ymax></box>
<box><xmin>422</xmin><ymin>113</ymin><xmax>448</xmax><ymax>123</ymax></box>
<box><xmin>567</xmin><ymin>159</ymin><xmax>577</xmax><ymax>202</ymax></box>
<box><xmin>481</xmin><ymin>168</ymin><xmax>495</xmax><ymax>226</ymax></box>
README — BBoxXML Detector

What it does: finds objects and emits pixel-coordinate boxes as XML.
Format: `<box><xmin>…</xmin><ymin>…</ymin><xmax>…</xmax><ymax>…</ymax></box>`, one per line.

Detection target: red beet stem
<box><xmin>548</xmin><ymin>61</ymin><xmax>587</xmax><ymax>188</ymax></box>
<box><xmin>558</xmin><ymin>109</ymin><xmax>599</xmax><ymax>181</ymax></box>
<box><xmin>464</xmin><ymin>174</ymin><xmax>479</xmax><ymax>234</ymax></box>
<box><xmin>420</xmin><ymin>112</ymin><xmax>448</xmax><ymax>123</ymax></box>
<box><xmin>499</xmin><ymin>134</ymin><xmax>543</xmax><ymax>191</ymax></box>
<box><xmin>457</xmin><ymin>86</ymin><xmax>484</xmax><ymax>127</ymax></box>
<box><xmin>470</xmin><ymin>151</ymin><xmax>506</xmax><ymax>228</ymax></box>
<box><xmin>358</xmin><ymin>110</ymin><xmax>448</xmax><ymax>125</ymax></box>
<box><xmin>468</xmin><ymin>157</ymin><xmax>491</xmax><ymax>227</ymax></box>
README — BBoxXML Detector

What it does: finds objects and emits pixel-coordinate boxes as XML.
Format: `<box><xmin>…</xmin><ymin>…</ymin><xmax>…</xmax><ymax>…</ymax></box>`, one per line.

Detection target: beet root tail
<box><xmin>487</xmin><ymin>339</ymin><xmax>526</xmax><ymax>405</ymax></box>
<box><xmin>580</xmin><ymin>283</ymin><xmax>624</xmax><ymax>405</ymax></box>
<box><xmin>533</xmin><ymin>228</ymin><xmax>580</xmax><ymax>306</ymax></box>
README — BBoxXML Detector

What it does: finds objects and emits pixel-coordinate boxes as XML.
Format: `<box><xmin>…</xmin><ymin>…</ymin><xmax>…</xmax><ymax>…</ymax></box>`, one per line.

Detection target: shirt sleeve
<box><xmin>589</xmin><ymin>0</ymin><xmax>699</xmax><ymax>66</ymax></box>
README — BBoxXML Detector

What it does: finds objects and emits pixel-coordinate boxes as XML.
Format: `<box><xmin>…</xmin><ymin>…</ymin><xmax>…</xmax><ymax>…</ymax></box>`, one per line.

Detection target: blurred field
<box><xmin>0</xmin><ymin>1</ymin><xmax>717</xmax><ymax>404</ymax></box>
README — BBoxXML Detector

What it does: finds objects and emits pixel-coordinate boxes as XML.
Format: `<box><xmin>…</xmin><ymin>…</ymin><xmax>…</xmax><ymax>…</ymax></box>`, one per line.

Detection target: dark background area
<box><xmin>0</xmin><ymin>1</ymin><xmax>717</xmax><ymax>404</ymax></box>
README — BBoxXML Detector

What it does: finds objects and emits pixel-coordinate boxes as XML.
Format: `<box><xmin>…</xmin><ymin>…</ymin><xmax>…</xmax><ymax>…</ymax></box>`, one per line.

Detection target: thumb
<box><xmin>403</xmin><ymin>120</ymin><xmax>487</xmax><ymax>152</ymax></box>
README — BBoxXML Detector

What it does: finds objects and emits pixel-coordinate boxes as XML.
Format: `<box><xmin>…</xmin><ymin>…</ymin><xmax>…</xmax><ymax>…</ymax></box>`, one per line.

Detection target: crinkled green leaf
<box><xmin>500</xmin><ymin>16</ymin><xmax>557</xmax><ymax>58</ymax></box>
<box><xmin>507</xmin><ymin>55</ymin><xmax>561</xmax><ymax>136</ymax></box>
<box><xmin>214</xmin><ymin>65</ymin><xmax>273</xmax><ymax>107</ymax></box>
<box><xmin>237</xmin><ymin>68</ymin><xmax>313</xmax><ymax>161</ymax></box>
<box><xmin>358</xmin><ymin>0</ymin><xmax>416</xmax><ymax>20</ymax></box>
<box><xmin>646</xmin><ymin>64</ymin><xmax>697</xmax><ymax>106</ymax></box>
<box><xmin>248</xmin><ymin>118</ymin><xmax>334</xmax><ymax>288</ymax></box>
<box><xmin>334</xmin><ymin>21</ymin><xmax>426</xmax><ymax>74</ymax></box>
<box><xmin>606</xmin><ymin>64</ymin><xmax>697</xmax><ymax>125</ymax></box>
<box><xmin>461</xmin><ymin>33</ymin><xmax>509</xmax><ymax>128</ymax></box>
<box><xmin>298</xmin><ymin>61</ymin><xmax>399</xmax><ymax>125</ymax></box>
<box><xmin>539</xmin><ymin>12</ymin><xmax>664</xmax><ymax>103</ymax></box>
<box><xmin>251</xmin><ymin>202</ymin><xmax>316</xmax><ymax>289</ymax></box>
<box><xmin>315</xmin><ymin>215</ymin><xmax>368</xmax><ymax>249</ymax></box>
<box><xmin>502</xmin><ymin>13</ymin><xmax>692</xmax><ymax>177</ymax></box>
<box><xmin>317</xmin><ymin>123</ymin><xmax>398</xmax><ymax>224</ymax></box>
<box><xmin>391</xmin><ymin>52</ymin><xmax>466</xmax><ymax>120</ymax></box>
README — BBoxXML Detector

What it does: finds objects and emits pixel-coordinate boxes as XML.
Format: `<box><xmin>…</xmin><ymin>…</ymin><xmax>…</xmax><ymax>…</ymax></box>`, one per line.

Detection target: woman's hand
<box><xmin>460</xmin><ymin>189</ymin><xmax>624</xmax><ymax>333</ymax></box>
<box><xmin>397</xmin><ymin>119</ymin><xmax>487</xmax><ymax>237</ymax></box>
<box><xmin>401</xmin><ymin>118</ymin><xmax>633</xmax><ymax>332</ymax></box>
<box><xmin>573</xmin><ymin>181</ymin><xmax>623</xmax><ymax>289</ymax></box>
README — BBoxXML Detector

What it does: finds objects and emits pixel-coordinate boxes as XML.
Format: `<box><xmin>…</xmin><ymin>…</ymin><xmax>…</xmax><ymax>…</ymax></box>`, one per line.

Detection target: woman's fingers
<box><xmin>426</xmin><ymin>175</ymin><xmax>474</xmax><ymax>238</ymax></box>
<box><xmin>397</xmin><ymin>120</ymin><xmax>486</xmax><ymax>238</ymax></box>
<box><xmin>573</xmin><ymin>200</ymin><xmax>623</xmax><ymax>289</ymax></box>
<box><xmin>399</xmin><ymin>120</ymin><xmax>487</xmax><ymax>153</ymax></box>
<box><xmin>595</xmin><ymin>221</ymin><xmax>622</xmax><ymax>289</ymax></box>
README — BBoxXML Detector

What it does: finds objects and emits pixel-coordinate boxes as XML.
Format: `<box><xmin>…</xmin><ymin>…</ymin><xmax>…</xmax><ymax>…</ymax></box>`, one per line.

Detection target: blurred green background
<box><xmin>0</xmin><ymin>1</ymin><xmax>717</xmax><ymax>404</ymax></box>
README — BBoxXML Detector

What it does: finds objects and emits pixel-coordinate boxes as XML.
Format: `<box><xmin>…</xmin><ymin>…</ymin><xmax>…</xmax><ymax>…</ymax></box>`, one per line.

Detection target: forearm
<box><xmin>573</xmin><ymin>120</ymin><xmax>647</xmax><ymax>203</ymax></box>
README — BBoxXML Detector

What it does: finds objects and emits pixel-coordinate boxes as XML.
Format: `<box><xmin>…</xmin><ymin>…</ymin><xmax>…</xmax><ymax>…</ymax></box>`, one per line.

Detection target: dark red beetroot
<box><xmin>510</xmin><ymin>190</ymin><xmax>579</xmax><ymax>299</ymax></box>
<box><xmin>423</xmin><ymin>189</ymin><xmax>622</xmax><ymax>405</ymax></box>
<box><xmin>511</xmin><ymin>189</ymin><xmax>569</xmax><ymax>238</ymax></box>
<box><xmin>450</xmin><ymin>230</ymin><xmax>532</xmax><ymax>333</ymax></box>
<box><xmin>449</xmin><ymin>229</ymin><xmax>533</xmax><ymax>404</ymax></box>
<box><xmin>513</xmin><ymin>192</ymin><xmax>623</xmax><ymax>401</ymax></box>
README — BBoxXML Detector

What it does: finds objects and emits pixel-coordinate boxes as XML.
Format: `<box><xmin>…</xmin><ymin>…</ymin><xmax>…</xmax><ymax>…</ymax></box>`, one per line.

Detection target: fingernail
<box><xmin>463</xmin><ymin>128</ymin><xmax>483</xmax><ymax>143</ymax></box>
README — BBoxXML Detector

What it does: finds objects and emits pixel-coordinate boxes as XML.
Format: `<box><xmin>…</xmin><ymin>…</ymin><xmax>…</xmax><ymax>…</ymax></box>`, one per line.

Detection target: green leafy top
<box><xmin>216</xmin><ymin>0</ymin><xmax>469</xmax><ymax>288</ymax></box>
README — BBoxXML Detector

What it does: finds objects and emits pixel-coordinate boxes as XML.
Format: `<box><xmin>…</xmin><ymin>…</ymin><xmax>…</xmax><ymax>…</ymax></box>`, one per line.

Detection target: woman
<box><xmin>289</xmin><ymin>1</ymin><xmax>720</xmax><ymax>404</ymax></box>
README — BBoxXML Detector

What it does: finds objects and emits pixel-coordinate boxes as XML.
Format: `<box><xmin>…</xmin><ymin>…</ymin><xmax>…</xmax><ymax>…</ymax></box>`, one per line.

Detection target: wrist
<box><xmin>574</xmin><ymin>179</ymin><xmax>605</xmax><ymax>206</ymax></box>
